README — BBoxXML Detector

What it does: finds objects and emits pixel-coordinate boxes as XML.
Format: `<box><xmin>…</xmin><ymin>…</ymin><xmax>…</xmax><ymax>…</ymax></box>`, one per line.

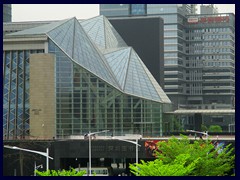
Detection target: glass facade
<box><xmin>130</xmin><ymin>4</ymin><xmax>146</xmax><ymax>15</ymax></box>
<box><xmin>3</xmin><ymin>4</ymin><xmax>12</xmax><ymax>22</ymax></box>
<box><xmin>50</xmin><ymin>38</ymin><xmax>166</xmax><ymax>136</ymax></box>
<box><xmin>3</xmin><ymin>16</ymin><xmax>172</xmax><ymax>139</ymax></box>
<box><xmin>46</xmin><ymin>16</ymin><xmax>171</xmax><ymax>137</ymax></box>
<box><xmin>3</xmin><ymin>49</ymin><xmax>44</xmax><ymax>139</ymax></box>
<box><xmin>100</xmin><ymin>4</ymin><xmax>130</xmax><ymax>17</ymax></box>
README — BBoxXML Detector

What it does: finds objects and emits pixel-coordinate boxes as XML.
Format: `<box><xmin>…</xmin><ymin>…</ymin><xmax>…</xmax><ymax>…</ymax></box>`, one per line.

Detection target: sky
<box><xmin>12</xmin><ymin>4</ymin><xmax>235</xmax><ymax>22</ymax></box>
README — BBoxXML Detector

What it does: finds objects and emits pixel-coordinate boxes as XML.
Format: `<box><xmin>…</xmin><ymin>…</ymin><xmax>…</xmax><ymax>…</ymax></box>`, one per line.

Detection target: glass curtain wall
<box><xmin>3</xmin><ymin>49</ymin><xmax>44</xmax><ymax>139</ymax></box>
<box><xmin>49</xmin><ymin>40</ymin><xmax>164</xmax><ymax>137</ymax></box>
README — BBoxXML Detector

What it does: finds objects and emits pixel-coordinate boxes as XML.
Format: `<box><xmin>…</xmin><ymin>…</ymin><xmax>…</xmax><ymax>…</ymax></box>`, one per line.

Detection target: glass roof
<box><xmin>80</xmin><ymin>16</ymin><xmax>170</xmax><ymax>103</ymax></box>
<box><xmin>124</xmin><ymin>49</ymin><xmax>161</xmax><ymax>101</ymax></box>
<box><xmin>7</xmin><ymin>15</ymin><xmax>171</xmax><ymax>103</ymax></box>
<box><xmin>81</xmin><ymin>15</ymin><xmax>127</xmax><ymax>49</ymax></box>
<box><xmin>47</xmin><ymin>18</ymin><xmax>119</xmax><ymax>88</ymax></box>
<box><xmin>138</xmin><ymin>54</ymin><xmax>171</xmax><ymax>103</ymax></box>
<box><xmin>104</xmin><ymin>47</ymin><xmax>131</xmax><ymax>89</ymax></box>
<box><xmin>48</xmin><ymin>18</ymin><xmax>75</xmax><ymax>58</ymax></box>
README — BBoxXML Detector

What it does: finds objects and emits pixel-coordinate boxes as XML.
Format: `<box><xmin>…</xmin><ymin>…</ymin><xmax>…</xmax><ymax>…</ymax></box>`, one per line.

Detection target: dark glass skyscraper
<box><xmin>3</xmin><ymin>4</ymin><xmax>12</xmax><ymax>22</ymax></box>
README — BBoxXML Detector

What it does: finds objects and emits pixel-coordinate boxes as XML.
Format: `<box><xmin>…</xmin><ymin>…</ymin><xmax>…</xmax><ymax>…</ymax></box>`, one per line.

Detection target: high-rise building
<box><xmin>3</xmin><ymin>4</ymin><xmax>12</xmax><ymax>22</ymax></box>
<box><xmin>3</xmin><ymin>16</ymin><xmax>172</xmax><ymax>140</ymax></box>
<box><xmin>185</xmin><ymin>13</ymin><xmax>235</xmax><ymax>129</ymax></box>
<box><xmin>100</xmin><ymin>4</ymin><xmax>235</xmax><ymax>131</ymax></box>
<box><xmin>200</xmin><ymin>4</ymin><xmax>218</xmax><ymax>14</ymax></box>
<box><xmin>189</xmin><ymin>4</ymin><xmax>198</xmax><ymax>14</ymax></box>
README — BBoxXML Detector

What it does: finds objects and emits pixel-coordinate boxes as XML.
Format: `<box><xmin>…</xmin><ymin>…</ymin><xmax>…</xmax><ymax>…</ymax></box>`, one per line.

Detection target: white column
<box><xmin>46</xmin><ymin>148</ymin><xmax>49</xmax><ymax>170</ymax></box>
<box><xmin>34</xmin><ymin>161</ymin><xmax>36</xmax><ymax>176</ymax></box>
<box><xmin>136</xmin><ymin>139</ymin><xmax>138</xmax><ymax>164</ymax></box>
<box><xmin>89</xmin><ymin>132</ymin><xmax>91</xmax><ymax>176</ymax></box>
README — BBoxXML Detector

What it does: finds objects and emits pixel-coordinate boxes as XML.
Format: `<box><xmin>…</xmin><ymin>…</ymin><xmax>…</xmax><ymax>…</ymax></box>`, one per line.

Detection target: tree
<box><xmin>35</xmin><ymin>168</ymin><xmax>87</xmax><ymax>176</ymax></box>
<box><xmin>208</xmin><ymin>125</ymin><xmax>222</xmax><ymax>132</ymax></box>
<box><xmin>201</xmin><ymin>124</ymin><xmax>208</xmax><ymax>132</ymax></box>
<box><xmin>130</xmin><ymin>135</ymin><xmax>235</xmax><ymax>176</ymax></box>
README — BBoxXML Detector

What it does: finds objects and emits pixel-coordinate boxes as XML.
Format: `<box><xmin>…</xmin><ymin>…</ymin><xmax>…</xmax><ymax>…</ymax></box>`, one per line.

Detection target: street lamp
<box><xmin>34</xmin><ymin>161</ymin><xmax>43</xmax><ymax>176</ymax></box>
<box><xmin>4</xmin><ymin>145</ymin><xmax>53</xmax><ymax>171</ymax></box>
<box><xmin>186</xmin><ymin>129</ymin><xmax>209</xmax><ymax>139</ymax></box>
<box><xmin>86</xmin><ymin>130</ymin><xmax>110</xmax><ymax>176</ymax></box>
<box><xmin>111</xmin><ymin>137</ymin><xmax>141</xmax><ymax>164</ymax></box>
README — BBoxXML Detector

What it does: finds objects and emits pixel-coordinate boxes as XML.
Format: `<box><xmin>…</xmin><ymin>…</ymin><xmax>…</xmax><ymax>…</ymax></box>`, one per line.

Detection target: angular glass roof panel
<box><xmin>80</xmin><ymin>16</ymin><xmax>106</xmax><ymax>49</ymax></box>
<box><xmin>81</xmin><ymin>16</ymin><xmax>127</xmax><ymax>49</ymax></box>
<box><xmin>45</xmin><ymin>18</ymin><xmax>119</xmax><ymax>88</ymax></box>
<box><xmin>124</xmin><ymin>49</ymin><xmax>160</xmax><ymax>101</ymax></box>
<box><xmin>138</xmin><ymin>54</ymin><xmax>171</xmax><ymax>103</ymax></box>
<box><xmin>47</xmin><ymin>18</ymin><xmax>75</xmax><ymax>58</ymax></box>
<box><xmin>72</xmin><ymin>19</ymin><xmax>119</xmax><ymax>88</ymax></box>
<box><xmin>104</xmin><ymin>47</ymin><xmax>131</xmax><ymax>89</ymax></box>
<box><xmin>103</xmin><ymin>16</ymin><xmax>127</xmax><ymax>48</ymax></box>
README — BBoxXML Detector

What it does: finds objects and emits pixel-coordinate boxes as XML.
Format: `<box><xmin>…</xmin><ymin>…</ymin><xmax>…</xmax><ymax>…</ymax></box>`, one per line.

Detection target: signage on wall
<box><xmin>145</xmin><ymin>140</ymin><xmax>164</xmax><ymax>157</ymax></box>
<box><xmin>188</xmin><ymin>18</ymin><xmax>199</xmax><ymax>23</ymax></box>
<box><xmin>188</xmin><ymin>16</ymin><xmax>229</xmax><ymax>24</ymax></box>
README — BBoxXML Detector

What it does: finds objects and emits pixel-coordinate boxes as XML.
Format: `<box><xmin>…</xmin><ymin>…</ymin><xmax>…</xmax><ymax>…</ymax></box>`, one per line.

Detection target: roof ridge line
<box><xmin>122</xmin><ymin>47</ymin><xmax>132</xmax><ymax>91</ymax></box>
<box><xmin>46</xmin><ymin>17</ymin><xmax>76</xmax><ymax>34</ymax></box>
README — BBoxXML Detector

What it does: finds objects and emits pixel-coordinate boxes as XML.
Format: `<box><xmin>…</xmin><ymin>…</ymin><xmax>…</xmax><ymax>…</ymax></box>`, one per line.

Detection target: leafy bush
<box><xmin>130</xmin><ymin>135</ymin><xmax>235</xmax><ymax>176</ymax></box>
<box><xmin>35</xmin><ymin>168</ymin><xmax>86</xmax><ymax>176</ymax></box>
<box><xmin>208</xmin><ymin>125</ymin><xmax>222</xmax><ymax>132</ymax></box>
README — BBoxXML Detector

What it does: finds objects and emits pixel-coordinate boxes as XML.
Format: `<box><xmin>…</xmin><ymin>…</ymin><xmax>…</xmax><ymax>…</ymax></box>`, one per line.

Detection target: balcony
<box><xmin>203</xmin><ymin>86</ymin><xmax>235</xmax><ymax>90</ymax></box>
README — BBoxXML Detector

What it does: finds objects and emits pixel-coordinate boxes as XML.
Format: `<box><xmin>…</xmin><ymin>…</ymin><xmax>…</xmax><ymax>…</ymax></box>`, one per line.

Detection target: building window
<box><xmin>131</xmin><ymin>4</ymin><xmax>146</xmax><ymax>15</ymax></box>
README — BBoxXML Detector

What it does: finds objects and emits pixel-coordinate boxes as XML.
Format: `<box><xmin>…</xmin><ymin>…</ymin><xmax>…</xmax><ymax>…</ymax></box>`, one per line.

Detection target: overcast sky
<box><xmin>12</xmin><ymin>4</ymin><xmax>235</xmax><ymax>22</ymax></box>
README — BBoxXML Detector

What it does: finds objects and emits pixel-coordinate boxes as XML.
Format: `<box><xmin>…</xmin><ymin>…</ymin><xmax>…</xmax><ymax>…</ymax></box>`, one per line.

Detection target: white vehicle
<box><xmin>75</xmin><ymin>167</ymin><xmax>112</xmax><ymax>176</ymax></box>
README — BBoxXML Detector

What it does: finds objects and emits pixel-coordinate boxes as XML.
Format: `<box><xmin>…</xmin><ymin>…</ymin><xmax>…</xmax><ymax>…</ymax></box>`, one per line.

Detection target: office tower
<box><xmin>186</xmin><ymin>14</ymin><xmax>235</xmax><ymax>129</ymax></box>
<box><xmin>3</xmin><ymin>4</ymin><xmax>12</xmax><ymax>22</ymax></box>
<box><xmin>200</xmin><ymin>4</ymin><xmax>218</xmax><ymax>14</ymax></box>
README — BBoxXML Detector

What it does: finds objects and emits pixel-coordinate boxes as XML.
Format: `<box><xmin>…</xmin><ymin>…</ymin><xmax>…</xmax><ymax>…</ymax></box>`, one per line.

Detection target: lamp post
<box><xmin>86</xmin><ymin>130</ymin><xmax>110</xmax><ymax>176</ymax></box>
<box><xmin>112</xmin><ymin>137</ymin><xmax>141</xmax><ymax>164</ymax></box>
<box><xmin>4</xmin><ymin>145</ymin><xmax>53</xmax><ymax>171</ymax></box>
<box><xmin>34</xmin><ymin>161</ymin><xmax>43</xmax><ymax>176</ymax></box>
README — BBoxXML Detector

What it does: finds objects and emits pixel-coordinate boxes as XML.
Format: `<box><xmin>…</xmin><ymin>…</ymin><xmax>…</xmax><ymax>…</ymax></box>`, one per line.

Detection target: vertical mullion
<box><xmin>6</xmin><ymin>51</ymin><xmax>12</xmax><ymax>139</ymax></box>
<box><xmin>14</xmin><ymin>51</ymin><xmax>19</xmax><ymax>139</ymax></box>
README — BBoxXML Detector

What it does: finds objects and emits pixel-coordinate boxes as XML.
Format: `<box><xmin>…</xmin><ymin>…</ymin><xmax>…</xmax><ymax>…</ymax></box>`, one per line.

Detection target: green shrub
<box><xmin>130</xmin><ymin>135</ymin><xmax>235</xmax><ymax>176</ymax></box>
<box><xmin>208</xmin><ymin>125</ymin><xmax>222</xmax><ymax>132</ymax></box>
<box><xmin>35</xmin><ymin>168</ymin><xmax>86</xmax><ymax>176</ymax></box>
